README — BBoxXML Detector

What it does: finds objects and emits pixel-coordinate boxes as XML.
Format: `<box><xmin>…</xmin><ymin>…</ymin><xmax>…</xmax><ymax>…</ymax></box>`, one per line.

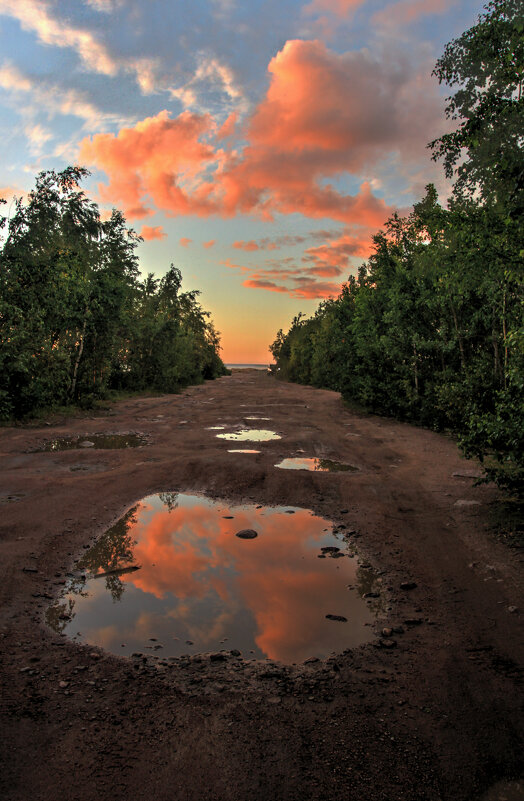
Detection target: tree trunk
<box><xmin>70</xmin><ymin>311</ymin><xmax>88</xmax><ymax>398</ymax></box>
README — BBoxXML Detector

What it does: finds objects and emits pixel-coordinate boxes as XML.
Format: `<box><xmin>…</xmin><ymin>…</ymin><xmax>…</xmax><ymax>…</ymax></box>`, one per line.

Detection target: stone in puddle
<box><xmin>235</xmin><ymin>529</ymin><xmax>258</xmax><ymax>539</ymax></box>
<box><xmin>321</xmin><ymin>546</ymin><xmax>340</xmax><ymax>553</ymax></box>
<box><xmin>325</xmin><ymin>614</ymin><xmax>348</xmax><ymax>622</ymax></box>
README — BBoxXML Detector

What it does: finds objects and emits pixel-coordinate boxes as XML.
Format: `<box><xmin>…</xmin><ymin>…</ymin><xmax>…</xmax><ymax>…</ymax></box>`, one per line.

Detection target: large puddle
<box><xmin>46</xmin><ymin>493</ymin><xmax>381</xmax><ymax>663</ymax></box>
<box><xmin>35</xmin><ymin>433</ymin><xmax>148</xmax><ymax>451</ymax></box>
<box><xmin>275</xmin><ymin>457</ymin><xmax>358</xmax><ymax>473</ymax></box>
<box><xmin>216</xmin><ymin>429</ymin><xmax>281</xmax><ymax>442</ymax></box>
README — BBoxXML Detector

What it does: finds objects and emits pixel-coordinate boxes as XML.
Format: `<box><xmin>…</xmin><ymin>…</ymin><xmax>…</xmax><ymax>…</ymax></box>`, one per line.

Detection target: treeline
<box><xmin>0</xmin><ymin>167</ymin><xmax>226</xmax><ymax>419</ymax></box>
<box><xmin>270</xmin><ymin>0</ymin><xmax>523</xmax><ymax>495</ymax></box>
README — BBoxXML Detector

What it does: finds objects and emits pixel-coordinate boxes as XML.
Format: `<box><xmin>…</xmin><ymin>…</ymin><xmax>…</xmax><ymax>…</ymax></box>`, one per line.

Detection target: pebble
<box><xmin>235</xmin><ymin>529</ymin><xmax>258</xmax><ymax>539</ymax></box>
<box><xmin>80</xmin><ymin>441</ymin><xmax>95</xmax><ymax>448</ymax></box>
<box><xmin>508</xmin><ymin>606</ymin><xmax>519</xmax><ymax>613</ymax></box>
<box><xmin>59</xmin><ymin>681</ymin><xmax>69</xmax><ymax>688</ymax></box>
<box><xmin>325</xmin><ymin>614</ymin><xmax>348</xmax><ymax>622</ymax></box>
<box><xmin>400</xmin><ymin>582</ymin><xmax>418</xmax><ymax>591</ymax></box>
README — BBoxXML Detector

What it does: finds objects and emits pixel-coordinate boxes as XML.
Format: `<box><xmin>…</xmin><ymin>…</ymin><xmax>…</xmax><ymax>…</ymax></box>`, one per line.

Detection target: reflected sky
<box><xmin>275</xmin><ymin>457</ymin><xmax>359</xmax><ymax>473</ymax></box>
<box><xmin>47</xmin><ymin>493</ymin><xmax>380</xmax><ymax>663</ymax></box>
<box><xmin>216</xmin><ymin>429</ymin><xmax>281</xmax><ymax>442</ymax></box>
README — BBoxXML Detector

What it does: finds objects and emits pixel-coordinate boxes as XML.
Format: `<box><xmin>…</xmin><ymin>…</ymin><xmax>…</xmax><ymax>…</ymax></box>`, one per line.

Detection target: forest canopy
<box><xmin>0</xmin><ymin>166</ymin><xmax>227</xmax><ymax>419</ymax></box>
<box><xmin>270</xmin><ymin>0</ymin><xmax>523</xmax><ymax>495</ymax></box>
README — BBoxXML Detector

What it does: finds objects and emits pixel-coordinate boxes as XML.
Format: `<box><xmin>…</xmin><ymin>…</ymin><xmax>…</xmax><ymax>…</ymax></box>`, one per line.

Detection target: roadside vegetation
<box><xmin>270</xmin><ymin>0</ymin><xmax>523</xmax><ymax>495</ymax></box>
<box><xmin>0</xmin><ymin>167</ymin><xmax>227</xmax><ymax>421</ymax></box>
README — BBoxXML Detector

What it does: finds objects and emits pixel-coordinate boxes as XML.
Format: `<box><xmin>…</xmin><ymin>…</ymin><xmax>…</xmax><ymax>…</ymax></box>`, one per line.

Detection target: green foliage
<box><xmin>0</xmin><ymin>168</ymin><xmax>226</xmax><ymax>419</ymax></box>
<box><xmin>270</xmin><ymin>0</ymin><xmax>523</xmax><ymax>497</ymax></box>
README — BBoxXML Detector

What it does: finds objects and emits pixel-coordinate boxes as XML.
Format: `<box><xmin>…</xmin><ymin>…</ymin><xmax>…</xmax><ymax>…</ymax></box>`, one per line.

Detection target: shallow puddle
<box><xmin>34</xmin><ymin>433</ymin><xmax>148</xmax><ymax>451</ymax></box>
<box><xmin>227</xmin><ymin>449</ymin><xmax>260</xmax><ymax>454</ymax></box>
<box><xmin>217</xmin><ymin>429</ymin><xmax>281</xmax><ymax>442</ymax></box>
<box><xmin>275</xmin><ymin>457</ymin><xmax>359</xmax><ymax>473</ymax></box>
<box><xmin>47</xmin><ymin>493</ymin><xmax>381</xmax><ymax>663</ymax></box>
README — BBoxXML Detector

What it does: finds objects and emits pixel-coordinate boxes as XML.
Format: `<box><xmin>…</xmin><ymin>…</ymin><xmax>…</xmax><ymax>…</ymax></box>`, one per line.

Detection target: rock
<box><xmin>330</xmin><ymin>552</ymin><xmax>345</xmax><ymax>559</ymax></box>
<box><xmin>325</xmin><ymin>614</ymin><xmax>348</xmax><ymax>622</ymax></box>
<box><xmin>454</xmin><ymin>499</ymin><xmax>481</xmax><ymax>507</ymax></box>
<box><xmin>321</xmin><ymin>546</ymin><xmax>340</xmax><ymax>553</ymax></box>
<box><xmin>381</xmin><ymin>627</ymin><xmax>393</xmax><ymax>637</ymax></box>
<box><xmin>59</xmin><ymin>681</ymin><xmax>69</xmax><ymax>688</ymax></box>
<box><xmin>230</xmin><ymin>649</ymin><xmax>241</xmax><ymax>657</ymax></box>
<box><xmin>508</xmin><ymin>606</ymin><xmax>519</xmax><ymax>613</ymax></box>
<box><xmin>210</xmin><ymin>652</ymin><xmax>227</xmax><ymax>662</ymax></box>
<box><xmin>363</xmin><ymin>592</ymin><xmax>380</xmax><ymax>599</ymax></box>
<box><xmin>22</xmin><ymin>567</ymin><xmax>38</xmax><ymax>573</ymax></box>
<box><xmin>317</xmin><ymin>554</ymin><xmax>326</xmax><ymax>559</ymax></box>
<box><xmin>380</xmin><ymin>639</ymin><xmax>397</xmax><ymax>649</ymax></box>
<box><xmin>80</xmin><ymin>441</ymin><xmax>95</xmax><ymax>448</ymax></box>
<box><xmin>400</xmin><ymin>582</ymin><xmax>417</xmax><ymax>591</ymax></box>
<box><xmin>304</xmin><ymin>657</ymin><xmax>320</xmax><ymax>664</ymax></box>
<box><xmin>235</xmin><ymin>529</ymin><xmax>258</xmax><ymax>539</ymax></box>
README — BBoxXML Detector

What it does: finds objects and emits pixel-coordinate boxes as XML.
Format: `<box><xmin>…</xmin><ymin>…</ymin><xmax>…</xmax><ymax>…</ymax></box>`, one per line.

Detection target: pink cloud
<box><xmin>243</xmin><ymin>279</ymin><xmax>289</xmax><ymax>293</ymax></box>
<box><xmin>233</xmin><ymin>240</ymin><xmax>259</xmax><ymax>251</ymax></box>
<box><xmin>203</xmin><ymin>239</ymin><xmax>216</xmax><ymax>248</ymax></box>
<box><xmin>179</xmin><ymin>237</ymin><xmax>192</xmax><ymax>247</ymax></box>
<box><xmin>79</xmin><ymin>40</ymin><xmax>442</xmax><ymax>227</ymax></box>
<box><xmin>140</xmin><ymin>224</ymin><xmax>167</xmax><ymax>240</ymax></box>
<box><xmin>302</xmin><ymin>229</ymin><xmax>372</xmax><ymax>275</ymax></box>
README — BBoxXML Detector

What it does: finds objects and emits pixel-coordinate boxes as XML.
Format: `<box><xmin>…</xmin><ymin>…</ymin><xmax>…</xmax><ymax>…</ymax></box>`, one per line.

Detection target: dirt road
<box><xmin>0</xmin><ymin>370</ymin><xmax>522</xmax><ymax>801</ymax></box>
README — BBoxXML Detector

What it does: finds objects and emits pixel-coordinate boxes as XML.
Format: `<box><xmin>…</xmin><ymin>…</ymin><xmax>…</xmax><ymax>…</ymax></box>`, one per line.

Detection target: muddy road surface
<box><xmin>1</xmin><ymin>370</ymin><xmax>522</xmax><ymax>801</ymax></box>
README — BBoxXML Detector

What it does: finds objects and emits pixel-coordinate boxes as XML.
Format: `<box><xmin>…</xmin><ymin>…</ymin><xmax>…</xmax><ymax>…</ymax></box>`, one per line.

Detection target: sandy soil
<box><xmin>0</xmin><ymin>370</ymin><xmax>522</xmax><ymax>801</ymax></box>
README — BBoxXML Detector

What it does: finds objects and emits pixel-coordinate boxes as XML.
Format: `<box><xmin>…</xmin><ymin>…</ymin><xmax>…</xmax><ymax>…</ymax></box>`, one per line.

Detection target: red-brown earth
<box><xmin>0</xmin><ymin>369</ymin><xmax>522</xmax><ymax>801</ymax></box>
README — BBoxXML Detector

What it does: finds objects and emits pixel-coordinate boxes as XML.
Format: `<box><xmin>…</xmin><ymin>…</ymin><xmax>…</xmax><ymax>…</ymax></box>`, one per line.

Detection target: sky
<box><xmin>0</xmin><ymin>0</ymin><xmax>485</xmax><ymax>363</ymax></box>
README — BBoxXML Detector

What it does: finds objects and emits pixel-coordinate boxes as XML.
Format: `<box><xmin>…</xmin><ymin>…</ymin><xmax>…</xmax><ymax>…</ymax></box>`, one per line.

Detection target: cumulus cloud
<box><xmin>79</xmin><ymin>38</ymin><xmax>443</xmax><ymax>227</ymax></box>
<box><xmin>140</xmin><ymin>225</ymin><xmax>166</xmax><ymax>240</ymax></box>
<box><xmin>169</xmin><ymin>54</ymin><xmax>246</xmax><ymax>115</ymax></box>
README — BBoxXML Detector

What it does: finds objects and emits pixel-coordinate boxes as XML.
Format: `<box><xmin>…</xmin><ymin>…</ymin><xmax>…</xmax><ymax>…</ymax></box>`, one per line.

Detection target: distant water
<box><xmin>225</xmin><ymin>363</ymin><xmax>269</xmax><ymax>370</ymax></box>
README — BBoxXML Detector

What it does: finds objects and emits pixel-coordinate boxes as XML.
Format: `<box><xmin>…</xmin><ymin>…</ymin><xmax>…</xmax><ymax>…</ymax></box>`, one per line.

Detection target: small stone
<box><xmin>363</xmin><ymin>592</ymin><xmax>380</xmax><ymax>599</ymax></box>
<box><xmin>321</xmin><ymin>546</ymin><xmax>340</xmax><ymax>553</ymax></box>
<box><xmin>235</xmin><ymin>529</ymin><xmax>258</xmax><ymax>539</ymax></box>
<box><xmin>230</xmin><ymin>649</ymin><xmax>241</xmax><ymax>657</ymax></box>
<box><xmin>325</xmin><ymin>614</ymin><xmax>348</xmax><ymax>622</ymax></box>
<box><xmin>59</xmin><ymin>680</ymin><xmax>69</xmax><ymax>688</ymax></box>
<box><xmin>403</xmin><ymin>618</ymin><xmax>423</xmax><ymax>626</ymax></box>
<box><xmin>210</xmin><ymin>652</ymin><xmax>227</xmax><ymax>662</ymax></box>
<box><xmin>400</xmin><ymin>582</ymin><xmax>417</xmax><ymax>591</ymax></box>
<box><xmin>80</xmin><ymin>441</ymin><xmax>95</xmax><ymax>448</ymax></box>
<box><xmin>304</xmin><ymin>657</ymin><xmax>320</xmax><ymax>664</ymax></box>
<box><xmin>508</xmin><ymin>606</ymin><xmax>519</xmax><ymax>613</ymax></box>
<box><xmin>381</xmin><ymin>627</ymin><xmax>393</xmax><ymax>637</ymax></box>
<box><xmin>330</xmin><ymin>552</ymin><xmax>345</xmax><ymax>559</ymax></box>
<box><xmin>380</xmin><ymin>639</ymin><xmax>397</xmax><ymax>649</ymax></box>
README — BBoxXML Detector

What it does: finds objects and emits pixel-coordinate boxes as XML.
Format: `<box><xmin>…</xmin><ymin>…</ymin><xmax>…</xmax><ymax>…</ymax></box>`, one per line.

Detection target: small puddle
<box><xmin>228</xmin><ymin>449</ymin><xmax>260</xmax><ymax>454</ymax></box>
<box><xmin>34</xmin><ymin>434</ymin><xmax>148</xmax><ymax>452</ymax></box>
<box><xmin>275</xmin><ymin>457</ymin><xmax>359</xmax><ymax>473</ymax></box>
<box><xmin>205</xmin><ymin>426</ymin><xmax>225</xmax><ymax>430</ymax></box>
<box><xmin>244</xmin><ymin>416</ymin><xmax>271</xmax><ymax>421</ymax></box>
<box><xmin>47</xmin><ymin>493</ymin><xmax>381</xmax><ymax>663</ymax></box>
<box><xmin>217</xmin><ymin>429</ymin><xmax>281</xmax><ymax>442</ymax></box>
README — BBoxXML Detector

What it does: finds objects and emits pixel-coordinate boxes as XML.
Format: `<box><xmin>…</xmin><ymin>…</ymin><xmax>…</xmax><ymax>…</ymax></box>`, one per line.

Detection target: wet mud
<box><xmin>0</xmin><ymin>369</ymin><xmax>522</xmax><ymax>801</ymax></box>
